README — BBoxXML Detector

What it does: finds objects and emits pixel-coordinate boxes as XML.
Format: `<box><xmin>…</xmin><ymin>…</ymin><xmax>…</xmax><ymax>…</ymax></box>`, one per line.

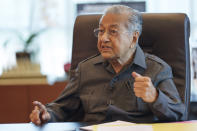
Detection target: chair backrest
<box><xmin>71</xmin><ymin>13</ymin><xmax>191</xmax><ymax>120</ymax></box>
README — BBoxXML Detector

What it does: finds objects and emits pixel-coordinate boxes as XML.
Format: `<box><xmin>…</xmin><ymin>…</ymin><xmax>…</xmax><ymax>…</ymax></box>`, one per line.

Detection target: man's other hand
<box><xmin>29</xmin><ymin>101</ymin><xmax>51</xmax><ymax>126</ymax></box>
<box><xmin>132</xmin><ymin>72</ymin><xmax>158</xmax><ymax>103</ymax></box>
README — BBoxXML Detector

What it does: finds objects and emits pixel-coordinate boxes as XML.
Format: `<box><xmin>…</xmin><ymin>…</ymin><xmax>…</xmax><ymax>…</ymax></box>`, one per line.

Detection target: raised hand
<box><xmin>132</xmin><ymin>72</ymin><xmax>158</xmax><ymax>103</ymax></box>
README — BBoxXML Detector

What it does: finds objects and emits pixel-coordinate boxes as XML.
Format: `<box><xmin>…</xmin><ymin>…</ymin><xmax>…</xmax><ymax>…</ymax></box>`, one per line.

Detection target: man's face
<box><xmin>97</xmin><ymin>13</ymin><xmax>135</xmax><ymax>60</ymax></box>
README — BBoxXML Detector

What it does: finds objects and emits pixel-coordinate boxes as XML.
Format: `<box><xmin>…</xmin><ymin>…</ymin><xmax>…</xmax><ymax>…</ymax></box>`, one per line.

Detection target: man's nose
<box><xmin>100</xmin><ymin>32</ymin><xmax>110</xmax><ymax>43</ymax></box>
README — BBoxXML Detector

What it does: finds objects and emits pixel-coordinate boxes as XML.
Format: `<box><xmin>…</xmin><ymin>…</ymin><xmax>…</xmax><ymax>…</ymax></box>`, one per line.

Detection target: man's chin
<box><xmin>101</xmin><ymin>53</ymin><xmax>114</xmax><ymax>60</ymax></box>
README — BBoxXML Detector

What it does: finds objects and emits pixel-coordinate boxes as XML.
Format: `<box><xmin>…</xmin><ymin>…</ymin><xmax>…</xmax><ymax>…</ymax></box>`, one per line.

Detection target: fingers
<box><xmin>132</xmin><ymin>72</ymin><xmax>150</xmax><ymax>82</ymax></box>
<box><xmin>30</xmin><ymin>101</ymin><xmax>50</xmax><ymax>126</ymax></box>
<box><xmin>133</xmin><ymin>88</ymin><xmax>146</xmax><ymax>98</ymax></box>
<box><xmin>33</xmin><ymin>101</ymin><xmax>50</xmax><ymax>121</ymax></box>
<box><xmin>132</xmin><ymin>72</ymin><xmax>158</xmax><ymax>103</ymax></box>
<box><xmin>133</xmin><ymin>81</ymin><xmax>151</xmax><ymax>88</ymax></box>
<box><xmin>33</xmin><ymin>101</ymin><xmax>47</xmax><ymax>113</ymax></box>
<box><xmin>132</xmin><ymin>72</ymin><xmax>141</xmax><ymax>78</ymax></box>
<box><xmin>30</xmin><ymin>105</ymin><xmax>41</xmax><ymax>125</ymax></box>
<box><xmin>41</xmin><ymin>112</ymin><xmax>51</xmax><ymax>123</ymax></box>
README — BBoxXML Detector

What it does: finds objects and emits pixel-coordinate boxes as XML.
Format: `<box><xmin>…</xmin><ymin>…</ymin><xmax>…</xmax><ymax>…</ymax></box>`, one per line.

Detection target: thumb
<box><xmin>132</xmin><ymin>72</ymin><xmax>141</xmax><ymax>78</ymax></box>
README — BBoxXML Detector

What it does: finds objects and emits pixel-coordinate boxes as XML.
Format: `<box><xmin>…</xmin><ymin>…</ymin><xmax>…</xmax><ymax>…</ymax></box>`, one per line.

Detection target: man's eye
<box><xmin>98</xmin><ymin>29</ymin><xmax>104</xmax><ymax>33</ymax></box>
<box><xmin>110</xmin><ymin>30</ymin><xmax>118</xmax><ymax>35</ymax></box>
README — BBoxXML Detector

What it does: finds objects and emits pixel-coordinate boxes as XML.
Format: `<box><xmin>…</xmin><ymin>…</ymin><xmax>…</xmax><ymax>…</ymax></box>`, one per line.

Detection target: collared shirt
<box><xmin>46</xmin><ymin>45</ymin><xmax>185</xmax><ymax>123</ymax></box>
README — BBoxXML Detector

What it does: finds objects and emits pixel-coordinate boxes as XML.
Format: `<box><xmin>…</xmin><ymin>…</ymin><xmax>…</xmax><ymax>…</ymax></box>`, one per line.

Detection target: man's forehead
<box><xmin>99</xmin><ymin>13</ymin><xmax>128</xmax><ymax>28</ymax></box>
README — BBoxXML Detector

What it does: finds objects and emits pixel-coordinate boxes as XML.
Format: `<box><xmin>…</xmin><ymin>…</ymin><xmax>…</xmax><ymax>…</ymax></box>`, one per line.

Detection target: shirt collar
<box><xmin>133</xmin><ymin>44</ymin><xmax>147</xmax><ymax>69</ymax></box>
<box><xmin>93</xmin><ymin>44</ymin><xmax>147</xmax><ymax>69</ymax></box>
<box><xmin>92</xmin><ymin>54</ymin><xmax>105</xmax><ymax>65</ymax></box>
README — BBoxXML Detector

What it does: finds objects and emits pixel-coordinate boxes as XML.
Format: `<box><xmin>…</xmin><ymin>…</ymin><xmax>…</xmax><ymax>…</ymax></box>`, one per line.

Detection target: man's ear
<box><xmin>132</xmin><ymin>31</ymin><xmax>140</xmax><ymax>44</ymax></box>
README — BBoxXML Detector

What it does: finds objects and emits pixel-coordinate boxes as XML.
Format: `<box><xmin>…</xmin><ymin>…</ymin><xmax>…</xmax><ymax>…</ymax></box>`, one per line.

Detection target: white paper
<box><xmin>80</xmin><ymin>120</ymin><xmax>139</xmax><ymax>131</ymax></box>
<box><xmin>96</xmin><ymin>125</ymin><xmax>153</xmax><ymax>131</ymax></box>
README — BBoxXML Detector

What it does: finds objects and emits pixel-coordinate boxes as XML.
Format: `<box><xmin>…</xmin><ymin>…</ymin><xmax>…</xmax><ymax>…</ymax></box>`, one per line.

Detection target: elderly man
<box><xmin>30</xmin><ymin>5</ymin><xmax>185</xmax><ymax>125</ymax></box>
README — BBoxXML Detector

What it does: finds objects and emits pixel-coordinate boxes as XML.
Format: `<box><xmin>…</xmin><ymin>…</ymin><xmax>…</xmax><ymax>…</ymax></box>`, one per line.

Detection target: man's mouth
<box><xmin>101</xmin><ymin>45</ymin><xmax>112</xmax><ymax>51</ymax></box>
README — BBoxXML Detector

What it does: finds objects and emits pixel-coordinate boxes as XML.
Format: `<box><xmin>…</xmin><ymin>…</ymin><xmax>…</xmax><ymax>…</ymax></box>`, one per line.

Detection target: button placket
<box><xmin>105</xmin><ymin>83</ymin><xmax>114</xmax><ymax>105</ymax></box>
<box><xmin>124</xmin><ymin>77</ymin><xmax>135</xmax><ymax>95</ymax></box>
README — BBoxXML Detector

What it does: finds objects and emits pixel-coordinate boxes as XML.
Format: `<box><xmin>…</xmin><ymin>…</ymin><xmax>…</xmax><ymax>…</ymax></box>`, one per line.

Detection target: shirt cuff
<box><xmin>148</xmin><ymin>89</ymin><xmax>168</xmax><ymax>111</ymax></box>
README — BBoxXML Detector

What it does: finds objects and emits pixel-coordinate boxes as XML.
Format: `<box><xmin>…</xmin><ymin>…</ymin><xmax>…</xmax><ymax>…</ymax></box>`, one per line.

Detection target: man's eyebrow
<box><xmin>99</xmin><ymin>24</ymin><xmax>119</xmax><ymax>28</ymax></box>
<box><xmin>109</xmin><ymin>24</ymin><xmax>119</xmax><ymax>28</ymax></box>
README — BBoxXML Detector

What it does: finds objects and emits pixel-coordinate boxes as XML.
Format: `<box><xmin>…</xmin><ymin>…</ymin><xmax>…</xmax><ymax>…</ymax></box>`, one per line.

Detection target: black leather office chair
<box><xmin>71</xmin><ymin>13</ymin><xmax>191</xmax><ymax>120</ymax></box>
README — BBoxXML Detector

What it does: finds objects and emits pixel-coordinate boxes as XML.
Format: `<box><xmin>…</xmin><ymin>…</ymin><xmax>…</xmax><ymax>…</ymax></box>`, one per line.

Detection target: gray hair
<box><xmin>102</xmin><ymin>5</ymin><xmax>142</xmax><ymax>35</ymax></box>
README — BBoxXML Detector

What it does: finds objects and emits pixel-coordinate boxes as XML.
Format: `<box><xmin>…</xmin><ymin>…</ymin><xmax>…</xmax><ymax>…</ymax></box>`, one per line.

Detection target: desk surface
<box><xmin>0</xmin><ymin>122</ymin><xmax>87</xmax><ymax>131</ymax></box>
<box><xmin>0</xmin><ymin>121</ymin><xmax>197</xmax><ymax>131</ymax></box>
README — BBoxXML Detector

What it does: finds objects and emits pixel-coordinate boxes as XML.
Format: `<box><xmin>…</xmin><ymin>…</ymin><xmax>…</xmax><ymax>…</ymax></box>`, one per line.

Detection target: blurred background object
<box><xmin>0</xmin><ymin>0</ymin><xmax>197</xmax><ymax>99</ymax></box>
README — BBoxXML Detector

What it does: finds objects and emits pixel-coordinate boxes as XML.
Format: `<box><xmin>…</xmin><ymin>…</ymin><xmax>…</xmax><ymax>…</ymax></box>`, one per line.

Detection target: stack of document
<box><xmin>80</xmin><ymin>120</ymin><xmax>153</xmax><ymax>131</ymax></box>
<box><xmin>80</xmin><ymin>120</ymin><xmax>197</xmax><ymax>131</ymax></box>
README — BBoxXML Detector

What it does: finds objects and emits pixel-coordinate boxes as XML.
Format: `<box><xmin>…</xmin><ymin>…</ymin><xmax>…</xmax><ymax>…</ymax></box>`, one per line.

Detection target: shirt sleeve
<box><xmin>46</xmin><ymin>64</ymin><xmax>84</xmax><ymax>122</ymax></box>
<box><xmin>148</xmin><ymin>66</ymin><xmax>185</xmax><ymax>121</ymax></box>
